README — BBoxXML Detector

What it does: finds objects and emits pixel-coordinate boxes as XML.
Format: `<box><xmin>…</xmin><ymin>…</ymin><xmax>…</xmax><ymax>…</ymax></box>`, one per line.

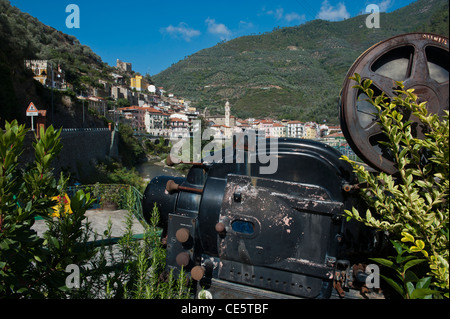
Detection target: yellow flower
<box><xmin>51</xmin><ymin>194</ymin><xmax>73</xmax><ymax>218</ymax></box>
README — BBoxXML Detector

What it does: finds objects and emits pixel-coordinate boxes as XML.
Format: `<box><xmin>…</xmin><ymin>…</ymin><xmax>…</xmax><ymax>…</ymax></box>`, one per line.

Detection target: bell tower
<box><xmin>225</xmin><ymin>101</ymin><xmax>230</xmax><ymax>127</ymax></box>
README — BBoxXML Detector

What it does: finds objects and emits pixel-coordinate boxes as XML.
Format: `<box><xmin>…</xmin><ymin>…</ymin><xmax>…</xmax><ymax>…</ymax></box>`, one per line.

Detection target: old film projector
<box><xmin>142</xmin><ymin>33</ymin><xmax>449</xmax><ymax>299</ymax></box>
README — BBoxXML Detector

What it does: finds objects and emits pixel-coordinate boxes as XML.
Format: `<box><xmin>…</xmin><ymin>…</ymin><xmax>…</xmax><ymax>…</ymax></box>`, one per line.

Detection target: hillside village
<box><xmin>24</xmin><ymin>57</ymin><xmax>344</xmax><ymax>142</ymax></box>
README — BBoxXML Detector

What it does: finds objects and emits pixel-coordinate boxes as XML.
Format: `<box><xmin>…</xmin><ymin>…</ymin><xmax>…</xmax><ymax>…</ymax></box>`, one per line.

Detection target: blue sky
<box><xmin>10</xmin><ymin>0</ymin><xmax>416</xmax><ymax>76</ymax></box>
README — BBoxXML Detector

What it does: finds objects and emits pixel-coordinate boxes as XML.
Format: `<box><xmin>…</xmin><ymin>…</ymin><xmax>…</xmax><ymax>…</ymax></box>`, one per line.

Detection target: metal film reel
<box><xmin>340</xmin><ymin>33</ymin><xmax>449</xmax><ymax>174</ymax></box>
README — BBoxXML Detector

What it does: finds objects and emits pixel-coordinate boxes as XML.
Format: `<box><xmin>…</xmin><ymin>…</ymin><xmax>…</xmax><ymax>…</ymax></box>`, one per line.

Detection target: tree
<box><xmin>118</xmin><ymin>123</ymin><xmax>146</xmax><ymax>167</ymax></box>
<box><xmin>116</xmin><ymin>98</ymin><xmax>130</xmax><ymax>108</ymax></box>
<box><xmin>144</xmin><ymin>73</ymin><xmax>154</xmax><ymax>85</ymax></box>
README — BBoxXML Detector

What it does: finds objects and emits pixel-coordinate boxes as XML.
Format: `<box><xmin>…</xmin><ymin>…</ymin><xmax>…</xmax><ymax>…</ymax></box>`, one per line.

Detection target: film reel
<box><xmin>340</xmin><ymin>33</ymin><xmax>449</xmax><ymax>174</ymax></box>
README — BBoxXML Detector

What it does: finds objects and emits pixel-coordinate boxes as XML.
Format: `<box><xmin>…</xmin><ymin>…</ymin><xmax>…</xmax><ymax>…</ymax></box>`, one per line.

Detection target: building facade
<box><xmin>145</xmin><ymin>108</ymin><xmax>170</xmax><ymax>135</ymax></box>
<box><xmin>116</xmin><ymin>59</ymin><xmax>132</xmax><ymax>72</ymax></box>
<box><xmin>24</xmin><ymin>60</ymin><xmax>66</xmax><ymax>89</ymax></box>
<box><xmin>287</xmin><ymin>121</ymin><xmax>304</xmax><ymax>138</ymax></box>
<box><xmin>304</xmin><ymin>122</ymin><xmax>319</xmax><ymax>139</ymax></box>
<box><xmin>169</xmin><ymin>118</ymin><xmax>189</xmax><ymax>138</ymax></box>
<box><xmin>270</xmin><ymin>123</ymin><xmax>286</xmax><ymax>138</ymax></box>
<box><xmin>130</xmin><ymin>75</ymin><xmax>149</xmax><ymax>92</ymax></box>
<box><xmin>118</xmin><ymin>106</ymin><xmax>147</xmax><ymax>132</ymax></box>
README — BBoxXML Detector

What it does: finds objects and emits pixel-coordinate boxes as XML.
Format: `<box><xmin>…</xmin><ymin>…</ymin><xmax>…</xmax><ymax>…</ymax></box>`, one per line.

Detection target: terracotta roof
<box><xmin>327</xmin><ymin>132</ymin><xmax>345</xmax><ymax>138</ymax></box>
<box><xmin>118</xmin><ymin>106</ymin><xmax>144</xmax><ymax>111</ymax></box>
<box><xmin>88</xmin><ymin>96</ymin><xmax>106</xmax><ymax>101</ymax></box>
<box><xmin>287</xmin><ymin>121</ymin><xmax>303</xmax><ymax>124</ymax></box>
<box><xmin>147</xmin><ymin>107</ymin><xmax>163</xmax><ymax>114</ymax></box>
<box><xmin>170</xmin><ymin>118</ymin><xmax>188</xmax><ymax>122</ymax></box>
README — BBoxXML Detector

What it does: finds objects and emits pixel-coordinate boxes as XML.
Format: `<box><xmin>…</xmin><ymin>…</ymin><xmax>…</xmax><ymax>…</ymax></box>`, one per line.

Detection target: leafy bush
<box><xmin>116</xmin><ymin>204</ymin><xmax>191</xmax><ymax>299</ymax></box>
<box><xmin>0</xmin><ymin>122</ymin><xmax>94</xmax><ymax>297</ymax></box>
<box><xmin>342</xmin><ymin>75</ymin><xmax>449</xmax><ymax>298</ymax></box>
<box><xmin>0</xmin><ymin>121</ymin><xmax>191</xmax><ymax>299</ymax></box>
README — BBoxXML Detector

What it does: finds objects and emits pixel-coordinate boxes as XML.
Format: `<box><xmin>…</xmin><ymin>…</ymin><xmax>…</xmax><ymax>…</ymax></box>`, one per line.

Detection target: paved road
<box><xmin>32</xmin><ymin>209</ymin><xmax>146</xmax><ymax>240</ymax></box>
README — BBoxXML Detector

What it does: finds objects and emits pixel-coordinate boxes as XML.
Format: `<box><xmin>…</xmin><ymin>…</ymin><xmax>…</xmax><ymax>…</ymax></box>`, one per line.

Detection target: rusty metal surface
<box><xmin>340</xmin><ymin>33</ymin><xmax>449</xmax><ymax>174</ymax></box>
<box><xmin>214</xmin><ymin>174</ymin><xmax>343</xmax><ymax>298</ymax></box>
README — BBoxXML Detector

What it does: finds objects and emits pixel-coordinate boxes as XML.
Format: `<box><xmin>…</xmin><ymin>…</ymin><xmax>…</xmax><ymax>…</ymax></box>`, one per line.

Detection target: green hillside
<box><xmin>153</xmin><ymin>0</ymin><xmax>449</xmax><ymax>123</ymax></box>
<box><xmin>0</xmin><ymin>0</ymin><xmax>448</xmax><ymax>125</ymax></box>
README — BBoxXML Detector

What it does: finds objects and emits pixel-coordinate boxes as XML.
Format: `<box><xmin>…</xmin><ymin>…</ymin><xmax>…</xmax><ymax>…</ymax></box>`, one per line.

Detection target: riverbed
<box><xmin>135</xmin><ymin>160</ymin><xmax>185</xmax><ymax>183</ymax></box>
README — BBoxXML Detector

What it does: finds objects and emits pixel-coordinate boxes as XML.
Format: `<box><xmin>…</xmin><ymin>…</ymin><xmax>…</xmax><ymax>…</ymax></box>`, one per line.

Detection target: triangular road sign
<box><xmin>26</xmin><ymin>102</ymin><xmax>39</xmax><ymax>116</ymax></box>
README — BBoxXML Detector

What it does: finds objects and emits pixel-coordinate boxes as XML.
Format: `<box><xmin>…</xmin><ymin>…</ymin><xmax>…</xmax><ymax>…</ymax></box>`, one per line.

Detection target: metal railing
<box><xmin>61</xmin><ymin>128</ymin><xmax>110</xmax><ymax>132</ymax></box>
<box><xmin>67</xmin><ymin>183</ymin><xmax>145</xmax><ymax>227</ymax></box>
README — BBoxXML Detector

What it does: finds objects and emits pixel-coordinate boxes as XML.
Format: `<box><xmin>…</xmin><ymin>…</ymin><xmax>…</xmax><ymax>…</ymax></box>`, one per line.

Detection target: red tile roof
<box><xmin>170</xmin><ymin>118</ymin><xmax>188</xmax><ymax>122</ymax></box>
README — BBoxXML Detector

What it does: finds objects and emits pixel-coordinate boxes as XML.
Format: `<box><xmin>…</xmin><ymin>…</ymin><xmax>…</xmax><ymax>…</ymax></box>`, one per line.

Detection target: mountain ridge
<box><xmin>0</xmin><ymin>0</ymin><xmax>448</xmax><ymax>126</ymax></box>
<box><xmin>153</xmin><ymin>0</ymin><xmax>449</xmax><ymax>123</ymax></box>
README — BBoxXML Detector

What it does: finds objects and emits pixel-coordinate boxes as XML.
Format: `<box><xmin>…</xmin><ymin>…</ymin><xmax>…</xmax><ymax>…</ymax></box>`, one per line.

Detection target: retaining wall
<box><xmin>22</xmin><ymin>128</ymin><xmax>119</xmax><ymax>181</ymax></box>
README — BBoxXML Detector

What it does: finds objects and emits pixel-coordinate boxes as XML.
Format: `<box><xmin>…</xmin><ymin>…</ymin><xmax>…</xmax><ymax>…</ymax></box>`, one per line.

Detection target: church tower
<box><xmin>225</xmin><ymin>101</ymin><xmax>230</xmax><ymax>127</ymax></box>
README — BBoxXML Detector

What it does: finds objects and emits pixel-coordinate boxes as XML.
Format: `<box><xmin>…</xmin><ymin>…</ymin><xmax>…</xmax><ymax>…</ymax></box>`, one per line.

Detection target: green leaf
<box><xmin>416</xmin><ymin>277</ymin><xmax>432</xmax><ymax>289</ymax></box>
<box><xmin>370</xmin><ymin>258</ymin><xmax>396</xmax><ymax>270</ymax></box>
<box><xmin>406</xmin><ymin>281</ymin><xmax>415</xmax><ymax>297</ymax></box>
<box><xmin>410</xmin><ymin>288</ymin><xmax>441</xmax><ymax>299</ymax></box>
<box><xmin>399</xmin><ymin>147</ymin><xmax>409</xmax><ymax>159</ymax></box>
<box><xmin>363</xmin><ymin>79</ymin><xmax>373</xmax><ymax>90</ymax></box>
<box><xmin>403</xmin><ymin>259</ymin><xmax>426</xmax><ymax>273</ymax></box>
<box><xmin>48</xmin><ymin>236</ymin><xmax>60</xmax><ymax>249</ymax></box>
<box><xmin>16</xmin><ymin>287</ymin><xmax>28</xmax><ymax>294</ymax></box>
<box><xmin>404</xmin><ymin>270</ymin><xmax>419</xmax><ymax>283</ymax></box>
<box><xmin>0</xmin><ymin>240</ymin><xmax>10</xmax><ymax>250</ymax></box>
<box><xmin>380</xmin><ymin>274</ymin><xmax>405</xmax><ymax>298</ymax></box>
<box><xmin>391</xmin><ymin>240</ymin><xmax>403</xmax><ymax>255</ymax></box>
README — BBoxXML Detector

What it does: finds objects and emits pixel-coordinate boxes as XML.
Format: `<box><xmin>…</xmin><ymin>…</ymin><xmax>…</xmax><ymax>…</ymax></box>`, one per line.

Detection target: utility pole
<box><xmin>78</xmin><ymin>90</ymin><xmax>85</xmax><ymax>127</ymax></box>
<box><xmin>51</xmin><ymin>62</ymin><xmax>54</xmax><ymax>125</ymax></box>
<box><xmin>83</xmin><ymin>95</ymin><xmax>85</xmax><ymax>127</ymax></box>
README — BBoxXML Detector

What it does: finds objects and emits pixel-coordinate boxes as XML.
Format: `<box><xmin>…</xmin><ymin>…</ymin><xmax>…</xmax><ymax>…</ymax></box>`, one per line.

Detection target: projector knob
<box><xmin>176</xmin><ymin>252</ymin><xmax>190</xmax><ymax>267</ymax></box>
<box><xmin>191</xmin><ymin>266</ymin><xmax>206</xmax><ymax>281</ymax></box>
<box><xmin>215</xmin><ymin>222</ymin><xmax>225</xmax><ymax>233</ymax></box>
<box><xmin>176</xmin><ymin>228</ymin><xmax>190</xmax><ymax>243</ymax></box>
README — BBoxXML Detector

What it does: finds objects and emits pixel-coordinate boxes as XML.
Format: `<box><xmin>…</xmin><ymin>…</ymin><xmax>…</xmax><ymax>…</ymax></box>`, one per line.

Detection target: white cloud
<box><xmin>239</xmin><ymin>20</ymin><xmax>254</xmax><ymax>29</ymax></box>
<box><xmin>378</xmin><ymin>0</ymin><xmax>392</xmax><ymax>12</ymax></box>
<box><xmin>265</xmin><ymin>8</ymin><xmax>306</xmax><ymax>24</ymax></box>
<box><xmin>285</xmin><ymin>12</ymin><xmax>306</xmax><ymax>23</ymax></box>
<box><xmin>205</xmin><ymin>18</ymin><xmax>232</xmax><ymax>40</ymax></box>
<box><xmin>161</xmin><ymin>22</ymin><xmax>201</xmax><ymax>42</ymax></box>
<box><xmin>317</xmin><ymin>0</ymin><xmax>350</xmax><ymax>21</ymax></box>
<box><xmin>274</xmin><ymin>8</ymin><xmax>285</xmax><ymax>20</ymax></box>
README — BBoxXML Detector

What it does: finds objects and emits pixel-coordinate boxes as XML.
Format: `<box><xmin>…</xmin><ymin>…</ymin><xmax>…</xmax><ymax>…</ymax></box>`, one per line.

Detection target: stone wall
<box><xmin>22</xmin><ymin>128</ymin><xmax>119</xmax><ymax>182</ymax></box>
